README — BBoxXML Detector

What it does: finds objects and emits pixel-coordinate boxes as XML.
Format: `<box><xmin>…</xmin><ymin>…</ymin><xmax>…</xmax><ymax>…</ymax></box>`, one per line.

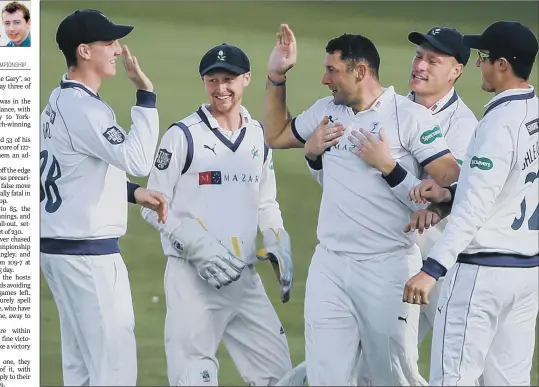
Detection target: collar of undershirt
<box><xmin>483</xmin><ymin>86</ymin><xmax>535</xmax><ymax>117</ymax></box>
<box><xmin>408</xmin><ymin>88</ymin><xmax>458</xmax><ymax>115</ymax></box>
<box><xmin>197</xmin><ymin>104</ymin><xmax>250</xmax><ymax>131</ymax></box>
<box><xmin>196</xmin><ymin>104</ymin><xmax>251</xmax><ymax>152</ymax></box>
<box><xmin>350</xmin><ymin>86</ymin><xmax>395</xmax><ymax>116</ymax></box>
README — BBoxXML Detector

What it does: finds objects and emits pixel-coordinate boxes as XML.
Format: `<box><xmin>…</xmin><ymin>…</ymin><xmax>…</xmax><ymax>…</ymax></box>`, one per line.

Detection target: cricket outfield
<box><xmin>40</xmin><ymin>1</ymin><xmax>538</xmax><ymax>385</ymax></box>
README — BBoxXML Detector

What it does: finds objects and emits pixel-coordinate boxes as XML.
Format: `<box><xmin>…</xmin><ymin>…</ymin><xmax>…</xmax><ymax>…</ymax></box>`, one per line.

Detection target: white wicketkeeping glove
<box><xmin>142</xmin><ymin>210</ymin><xmax>246</xmax><ymax>289</ymax></box>
<box><xmin>256</xmin><ymin>228</ymin><xmax>293</xmax><ymax>303</ymax></box>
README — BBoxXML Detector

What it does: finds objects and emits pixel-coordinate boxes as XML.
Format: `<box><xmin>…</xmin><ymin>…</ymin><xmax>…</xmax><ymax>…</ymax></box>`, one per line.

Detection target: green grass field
<box><xmin>40</xmin><ymin>1</ymin><xmax>539</xmax><ymax>385</ymax></box>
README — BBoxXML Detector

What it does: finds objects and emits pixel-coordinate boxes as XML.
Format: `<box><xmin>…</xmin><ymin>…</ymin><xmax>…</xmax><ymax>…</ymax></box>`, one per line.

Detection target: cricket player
<box><xmin>403</xmin><ymin>21</ymin><xmax>539</xmax><ymax>386</ymax></box>
<box><xmin>141</xmin><ymin>43</ymin><xmax>305</xmax><ymax>387</ymax></box>
<box><xmin>40</xmin><ymin>9</ymin><xmax>165</xmax><ymax>386</ymax></box>
<box><xmin>264</xmin><ymin>25</ymin><xmax>461</xmax><ymax>385</ymax></box>
<box><xmin>307</xmin><ymin>26</ymin><xmax>478</xmax><ymax>346</ymax></box>
<box><xmin>305</xmin><ymin>26</ymin><xmax>479</xmax><ymax>384</ymax></box>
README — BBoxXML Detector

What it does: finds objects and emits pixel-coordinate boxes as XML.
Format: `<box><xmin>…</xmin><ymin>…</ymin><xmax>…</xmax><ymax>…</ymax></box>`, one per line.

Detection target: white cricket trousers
<box><xmin>41</xmin><ymin>253</ymin><xmax>137</xmax><ymax>386</ymax></box>
<box><xmin>430</xmin><ymin>262</ymin><xmax>538</xmax><ymax>386</ymax></box>
<box><xmin>164</xmin><ymin>257</ymin><xmax>292</xmax><ymax>386</ymax></box>
<box><xmin>304</xmin><ymin>244</ymin><xmax>427</xmax><ymax>386</ymax></box>
<box><xmin>418</xmin><ymin>275</ymin><xmax>444</xmax><ymax>343</ymax></box>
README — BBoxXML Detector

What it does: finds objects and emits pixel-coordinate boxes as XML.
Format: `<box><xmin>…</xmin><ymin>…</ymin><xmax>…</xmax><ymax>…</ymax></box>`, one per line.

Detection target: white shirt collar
<box><xmin>407</xmin><ymin>87</ymin><xmax>457</xmax><ymax>114</ymax></box>
<box><xmin>484</xmin><ymin>85</ymin><xmax>535</xmax><ymax>109</ymax></box>
<box><xmin>200</xmin><ymin>104</ymin><xmax>252</xmax><ymax>130</ymax></box>
<box><xmin>349</xmin><ymin>86</ymin><xmax>395</xmax><ymax>116</ymax></box>
<box><xmin>60</xmin><ymin>73</ymin><xmax>99</xmax><ymax>97</ymax></box>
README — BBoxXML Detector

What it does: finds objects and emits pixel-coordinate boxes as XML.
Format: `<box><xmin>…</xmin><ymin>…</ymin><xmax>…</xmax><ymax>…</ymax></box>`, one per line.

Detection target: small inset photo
<box><xmin>0</xmin><ymin>1</ymin><xmax>31</xmax><ymax>47</ymax></box>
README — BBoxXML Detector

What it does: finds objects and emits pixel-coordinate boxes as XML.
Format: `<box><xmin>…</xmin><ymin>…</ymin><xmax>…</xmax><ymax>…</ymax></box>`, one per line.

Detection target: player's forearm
<box><xmin>382</xmin><ymin>163</ymin><xmax>428</xmax><ymax>211</ymax></box>
<box><xmin>121</xmin><ymin>91</ymin><xmax>160</xmax><ymax>176</ymax></box>
<box><xmin>263</xmin><ymin>76</ymin><xmax>292</xmax><ymax>148</ymax></box>
<box><xmin>430</xmin><ymin>157</ymin><xmax>460</xmax><ymax>187</ymax></box>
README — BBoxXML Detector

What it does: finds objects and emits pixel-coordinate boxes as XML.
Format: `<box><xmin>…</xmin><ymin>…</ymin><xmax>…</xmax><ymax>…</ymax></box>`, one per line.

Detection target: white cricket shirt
<box><xmin>143</xmin><ymin>104</ymin><xmax>283</xmax><ymax>264</ymax></box>
<box><xmin>424</xmin><ymin>86</ymin><xmax>539</xmax><ymax>279</ymax></box>
<box><xmin>293</xmin><ymin>86</ymin><xmax>451</xmax><ymax>257</ymax></box>
<box><xmin>40</xmin><ymin>74</ymin><xmax>159</xmax><ymax>254</ymax></box>
<box><xmin>405</xmin><ymin>88</ymin><xmax>478</xmax><ymax>257</ymax></box>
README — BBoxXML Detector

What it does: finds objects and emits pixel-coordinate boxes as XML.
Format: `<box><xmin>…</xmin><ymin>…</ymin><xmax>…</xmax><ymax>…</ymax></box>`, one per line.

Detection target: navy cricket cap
<box><xmin>199</xmin><ymin>43</ymin><xmax>250</xmax><ymax>76</ymax></box>
<box><xmin>56</xmin><ymin>9</ymin><xmax>134</xmax><ymax>51</ymax></box>
<box><xmin>463</xmin><ymin>21</ymin><xmax>538</xmax><ymax>66</ymax></box>
<box><xmin>408</xmin><ymin>27</ymin><xmax>471</xmax><ymax>66</ymax></box>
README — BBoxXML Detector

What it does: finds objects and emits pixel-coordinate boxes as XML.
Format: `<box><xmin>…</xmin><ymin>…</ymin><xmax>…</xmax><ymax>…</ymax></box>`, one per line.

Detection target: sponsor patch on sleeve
<box><xmin>420</xmin><ymin>125</ymin><xmax>442</xmax><ymax>144</ymax></box>
<box><xmin>155</xmin><ymin>148</ymin><xmax>172</xmax><ymax>170</ymax></box>
<box><xmin>102</xmin><ymin>126</ymin><xmax>125</xmax><ymax>144</ymax></box>
<box><xmin>525</xmin><ymin>118</ymin><xmax>538</xmax><ymax>136</ymax></box>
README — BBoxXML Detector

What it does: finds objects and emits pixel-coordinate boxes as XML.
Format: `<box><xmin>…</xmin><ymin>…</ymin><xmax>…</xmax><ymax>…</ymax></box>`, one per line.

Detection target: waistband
<box><xmin>457</xmin><ymin>252</ymin><xmax>539</xmax><ymax>268</ymax></box>
<box><xmin>40</xmin><ymin>238</ymin><xmax>120</xmax><ymax>255</ymax></box>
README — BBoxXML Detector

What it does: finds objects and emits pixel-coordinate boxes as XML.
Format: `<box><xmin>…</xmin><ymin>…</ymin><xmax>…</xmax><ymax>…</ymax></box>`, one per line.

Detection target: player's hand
<box><xmin>409</xmin><ymin>179</ymin><xmax>452</xmax><ymax>204</ymax></box>
<box><xmin>305</xmin><ymin>116</ymin><xmax>344</xmax><ymax>160</ymax></box>
<box><xmin>135</xmin><ymin>187</ymin><xmax>167</xmax><ymax>224</ymax></box>
<box><xmin>348</xmin><ymin>128</ymin><xmax>397</xmax><ymax>175</ymax></box>
<box><xmin>257</xmin><ymin>228</ymin><xmax>294</xmax><ymax>303</ymax></box>
<box><xmin>122</xmin><ymin>45</ymin><xmax>153</xmax><ymax>92</ymax></box>
<box><xmin>403</xmin><ymin>271</ymin><xmax>437</xmax><ymax>305</ymax></box>
<box><xmin>267</xmin><ymin>24</ymin><xmax>297</xmax><ymax>82</ymax></box>
<box><xmin>403</xmin><ymin>208</ymin><xmax>442</xmax><ymax>234</ymax></box>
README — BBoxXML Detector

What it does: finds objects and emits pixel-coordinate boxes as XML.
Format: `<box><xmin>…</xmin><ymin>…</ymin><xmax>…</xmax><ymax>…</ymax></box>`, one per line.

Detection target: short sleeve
<box><xmin>404</xmin><ymin>108</ymin><xmax>451</xmax><ymax>167</ymax></box>
<box><xmin>290</xmin><ymin>96</ymin><xmax>334</xmax><ymax>143</ymax></box>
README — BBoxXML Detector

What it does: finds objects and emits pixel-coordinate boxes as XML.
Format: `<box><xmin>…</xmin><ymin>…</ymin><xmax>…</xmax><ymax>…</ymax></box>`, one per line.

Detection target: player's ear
<box><xmin>242</xmin><ymin>72</ymin><xmax>251</xmax><ymax>87</ymax></box>
<box><xmin>450</xmin><ymin>63</ymin><xmax>463</xmax><ymax>82</ymax></box>
<box><xmin>497</xmin><ymin>57</ymin><xmax>510</xmax><ymax>73</ymax></box>
<box><xmin>77</xmin><ymin>44</ymin><xmax>91</xmax><ymax>61</ymax></box>
<box><xmin>354</xmin><ymin>62</ymin><xmax>367</xmax><ymax>82</ymax></box>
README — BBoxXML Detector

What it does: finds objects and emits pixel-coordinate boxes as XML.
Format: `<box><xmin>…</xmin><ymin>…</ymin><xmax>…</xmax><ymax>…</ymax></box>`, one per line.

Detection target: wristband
<box><xmin>127</xmin><ymin>182</ymin><xmax>140</xmax><ymax>204</ymax></box>
<box><xmin>268</xmin><ymin>75</ymin><xmax>286</xmax><ymax>86</ymax></box>
<box><xmin>443</xmin><ymin>183</ymin><xmax>458</xmax><ymax>206</ymax></box>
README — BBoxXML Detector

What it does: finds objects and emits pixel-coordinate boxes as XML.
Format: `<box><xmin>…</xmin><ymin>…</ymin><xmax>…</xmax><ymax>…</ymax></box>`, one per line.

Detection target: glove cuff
<box><xmin>169</xmin><ymin>218</ymin><xmax>210</xmax><ymax>256</ymax></box>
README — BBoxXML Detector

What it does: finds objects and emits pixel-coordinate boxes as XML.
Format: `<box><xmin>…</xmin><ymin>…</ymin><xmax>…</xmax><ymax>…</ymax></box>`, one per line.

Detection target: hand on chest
<box><xmin>327</xmin><ymin>117</ymin><xmax>405</xmax><ymax>160</ymax></box>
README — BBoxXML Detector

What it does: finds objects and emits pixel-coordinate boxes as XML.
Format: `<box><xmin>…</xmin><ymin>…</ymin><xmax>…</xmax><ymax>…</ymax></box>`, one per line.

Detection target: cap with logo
<box><xmin>199</xmin><ymin>43</ymin><xmax>250</xmax><ymax>76</ymax></box>
<box><xmin>56</xmin><ymin>9</ymin><xmax>134</xmax><ymax>51</ymax></box>
<box><xmin>463</xmin><ymin>21</ymin><xmax>538</xmax><ymax>67</ymax></box>
<box><xmin>408</xmin><ymin>27</ymin><xmax>471</xmax><ymax>66</ymax></box>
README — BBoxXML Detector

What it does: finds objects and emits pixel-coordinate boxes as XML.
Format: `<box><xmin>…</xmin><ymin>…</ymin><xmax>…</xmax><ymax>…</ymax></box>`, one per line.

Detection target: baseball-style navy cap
<box><xmin>463</xmin><ymin>21</ymin><xmax>538</xmax><ymax>66</ymax></box>
<box><xmin>199</xmin><ymin>43</ymin><xmax>250</xmax><ymax>76</ymax></box>
<box><xmin>56</xmin><ymin>9</ymin><xmax>134</xmax><ymax>51</ymax></box>
<box><xmin>408</xmin><ymin>27</ymin><xmax>471</xmax><ymax>66</ymax></box>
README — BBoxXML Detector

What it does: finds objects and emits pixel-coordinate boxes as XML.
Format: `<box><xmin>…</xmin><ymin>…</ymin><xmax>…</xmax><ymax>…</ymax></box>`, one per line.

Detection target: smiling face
<box><xmin>202</xmin><ymin>70</ymin><xmax>251</xmax><ymax>115</ymax></box>
<box><xmin>409</xmin><ymin>43</ymin><xmax>463</xmax><ymax>97</ymax></box>
<box><xmin>78</xmin><ymin>40</ymin><xmax>122</xmax><ymax>79</ymax></box>
<box><xmin>2</xmin><ymin>9</ymin><xmax>30</xmax><ymax>45</ymax></box>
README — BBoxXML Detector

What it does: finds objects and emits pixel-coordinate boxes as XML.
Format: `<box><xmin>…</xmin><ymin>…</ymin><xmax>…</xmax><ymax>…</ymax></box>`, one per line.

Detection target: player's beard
<box><xmin>211</xmin><ymin>94</ymin><xmax>239</xmax><ymax>115</ymax></box>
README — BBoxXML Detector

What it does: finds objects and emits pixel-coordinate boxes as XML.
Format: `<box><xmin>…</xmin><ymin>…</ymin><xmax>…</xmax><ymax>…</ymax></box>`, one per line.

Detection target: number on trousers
<box><xmin>511</xmin><ymin>171</ymin><xmax>538</xmax><ymax>231</ymax></box>
<box><xmin>40</xmin><ymin>150</ymin><xmax>63</xmax><ymax>213</ymax></box>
